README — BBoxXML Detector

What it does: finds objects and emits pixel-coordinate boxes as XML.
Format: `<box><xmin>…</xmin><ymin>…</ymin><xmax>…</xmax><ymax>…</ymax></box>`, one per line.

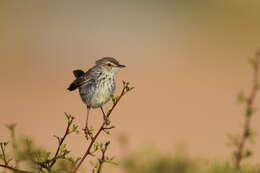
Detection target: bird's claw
<box><xmin>83</xmin><ymin>127</ymin><xmax>91</xmax><ymax>140</ymax></box>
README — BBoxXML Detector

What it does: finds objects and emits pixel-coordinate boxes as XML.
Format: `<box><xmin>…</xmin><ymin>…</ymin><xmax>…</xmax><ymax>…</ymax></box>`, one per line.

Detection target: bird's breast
<box><xmin>79</xmin><ymin>73</ymin><xmax>116</xmax><ymax>108</ymax></box>
<box><xmin>90</xmin><ymin>77</ymin><xmax>115</xmax><ymax>108</ymax></box>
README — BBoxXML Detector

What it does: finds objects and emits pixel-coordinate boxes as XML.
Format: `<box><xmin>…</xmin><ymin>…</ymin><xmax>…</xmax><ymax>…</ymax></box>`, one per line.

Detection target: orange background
<box><xmin>0</xmin><ymin>0</ymin><xmax>260</xmax><ymax>169</ymax></box>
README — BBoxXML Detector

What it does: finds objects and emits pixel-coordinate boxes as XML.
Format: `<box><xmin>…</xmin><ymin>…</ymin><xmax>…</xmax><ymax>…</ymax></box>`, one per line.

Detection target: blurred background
<box><xmin>0</xmin><ymin>0</ymin><xmax>260</xmax><ymax>172</ymax></box>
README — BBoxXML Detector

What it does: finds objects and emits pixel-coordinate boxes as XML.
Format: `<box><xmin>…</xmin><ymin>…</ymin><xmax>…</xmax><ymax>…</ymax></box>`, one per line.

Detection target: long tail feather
<box><xmin>73</xmin><ymin>70</ymin><xmax>84</xmax><ymax>78</ymax></box>
<box><xmin>67</xmin><ymin>83</ymin><xmax>78</xmax><ymax>91</ymax></box>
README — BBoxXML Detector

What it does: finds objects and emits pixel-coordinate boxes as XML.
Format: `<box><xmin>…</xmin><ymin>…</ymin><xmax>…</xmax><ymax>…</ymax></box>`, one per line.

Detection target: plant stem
<box><xmin>71</xmin><ymin>85</ymin><xmax>127</xmax><ymax>173</ymax></box>
<box><xmin>235</xmin><ymin>50</ymin><xmax>260</xmax><ymax>168</ymax></box>
<box><xmin>0</xmin><ymin>164</ymin><xmax>34</xmax><ymax>173</ymax></box>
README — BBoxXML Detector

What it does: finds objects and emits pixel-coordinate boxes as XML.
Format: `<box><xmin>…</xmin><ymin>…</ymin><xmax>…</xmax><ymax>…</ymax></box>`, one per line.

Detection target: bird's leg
<box><xmin>84</xmin><ymin>106</ymin><xmax>91</xmax><ymax>139</ymax></box>
<box><xmin>100</xmin><ymin>107</ymin><xmax>108</xmax><ymax>124</ymax></box>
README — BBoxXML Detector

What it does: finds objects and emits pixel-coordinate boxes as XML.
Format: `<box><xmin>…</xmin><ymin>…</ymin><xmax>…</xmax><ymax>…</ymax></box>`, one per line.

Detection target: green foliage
<box><xmin>0</xmin><ymin>81</ymin><xmax>134</xmax><ymax>173</ymax></box>
<box><xmin>237</xmin><ymin>91</ymin><xmax>246</xmax><ymax>104</ymax></box>
<box><xmin>104</xmin><ymin>156</ymin><xmax>118</xmax><ymax>166</ymax></box>
<box><xmin>0</xmin><ymin>114</ymin><xmax>80</xmax><ymax>173</ymax></box>
<box><xmin>111</xmin><ymin>95</ymin><xmax>119</xmax><ymax>105</ymax></box>
<box><xmin>13</xmin><ymin>135</ymin><xmax>74</xmax><ymax>173</ymax></box>
<box><xmin>93</xmin><ymin>142</ymin><xmax>104</xmax><ymax>153</ymax></box>
<box><xmin>123</xmin><ymin>148</ymin><xmax>198</xmax><ymax>173</ymax></box>
<box><xmin>123</xmin><ymin>81</ymin><xmax>134</xmax><ymax>94</ymax></box>
<box><xmin>207</xmin><ymin>162</ymin><xmax>260</xmax><ymax>173</ymax></box>
<box><xmin>122</xmin><ymin>148</ymin><xmax>260</xmax><ymax>173</ymax></box>
<box><xmin>228</xmin><ymin>51</ymin><xmax>260</xmax><ymax>168</ymax></box>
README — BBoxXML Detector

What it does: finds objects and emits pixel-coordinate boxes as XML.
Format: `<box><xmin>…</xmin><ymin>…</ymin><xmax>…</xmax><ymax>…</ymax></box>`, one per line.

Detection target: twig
<box><xmin>0</xmin><ymin>143</ymin><xmax>8</xmax><ymax>165</ymax></box>
<box><xmin>71</xmin><ymin>82</ymin><xmax>131</xmax><ymax>173</ymax></box>
<box><xmin>49</xmin><ymin>115</ymin><xmax>74</xmax><ymax>167</ymax></box>
<box><xmin>0</xmin><ymin>164</ymin><xmax>34</xmax><ymax>173</ymax></box>
<box><xmin>234</xmin><ymin>50</ymin><xmax>260</xmax><ymax>168</ymax></box>
<box><xmin>0</xmin><ymin>142</ymin><xmax>35</xmax><ymax>173</ymax></box>
<box><xmin>96</xmin><ymin>141</ymin><xmax>110</xmax><ymax>173</ymax></box>
<box><xmin>36</xmin><ymin>114</ymin><xmax>76</xmax><ymax>172</ymax></box>
<box><xmin>6</xmin><ymin>124</ymin><xmax>19</xmax><ymax>168</ymax></box>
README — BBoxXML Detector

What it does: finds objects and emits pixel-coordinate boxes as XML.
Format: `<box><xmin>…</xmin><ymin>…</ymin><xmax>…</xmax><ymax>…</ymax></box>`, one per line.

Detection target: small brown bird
<box><xmin>68</xmin><ymin>57</ymin><xmax>126</xmax><ymax>135</ymax></box>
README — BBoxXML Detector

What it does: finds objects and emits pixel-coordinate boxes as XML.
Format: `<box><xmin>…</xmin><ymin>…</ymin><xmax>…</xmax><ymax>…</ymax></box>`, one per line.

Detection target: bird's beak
<box><xmin>117</xmin><ymin>64</ymin><xmax>126</xmax><ymax>68</ymax></box>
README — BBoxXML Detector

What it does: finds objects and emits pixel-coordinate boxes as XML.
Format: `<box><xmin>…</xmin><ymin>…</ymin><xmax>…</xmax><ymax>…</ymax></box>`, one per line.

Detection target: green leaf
<box><xmin>104</xmin><ymin>130</ymin><xmax>110</xmax><ymax>135</ymax></box>
<box><xmin>60</xmin><ymin>144</ymin><xmax>67</xmax><ymax>152</ymax></box>
<box><xmin>237</xmin><ymin>91</ymin><xmax>246</xmax><ymax>104</ymax></box>
<box><xmin>93</xmin><ymin>142</ymin><xmax>104</xmax><ymax>152</ymax></box>
<box><xmin>88</xmin><ymin>127</ymin><xmax>95</xmax><ymax>137</ymax></box>
<box><xmin>246</xmin><ymin>107</ymin><xmax>256</xmax><ymax>117</ymax></box>
<box><xmin>243</xmin><ymin>149</ymin><xmax>253</xmax><ymax>158</ymax></box>
<box><xmin>122</xmin><ymin>81</ymin><xmax>134</xmax><ymax>94</ymax></box>
<box><xmin>111</xmin><ymin>95</ymin><xmax>119</xmax><ymax>104</ymax></box>
<box><xmin>248</xmin><ymin>129</ymin><xmax>257</xmax><ymax>144</ymax></box>
<box><xmin>105</xmin><ymin>156</ymin><xmax>119</xmax><ymax>165</ymax></box>
<box><xmin>42</xmin><ymin>151</ymin><xmax>51</xmax><ymax>160</ymax></box>
<box><xmin>70</xmin><ymin>124</ymin><xmax>79</xmax><ymax>134</ymax></box>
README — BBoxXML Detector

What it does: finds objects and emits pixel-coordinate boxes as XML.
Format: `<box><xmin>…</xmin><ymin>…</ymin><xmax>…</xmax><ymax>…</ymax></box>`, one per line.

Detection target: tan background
<box><xmin>0</xmin><ymin>0</ymin><xmax>260</xmax><ymax>170</ymax></box>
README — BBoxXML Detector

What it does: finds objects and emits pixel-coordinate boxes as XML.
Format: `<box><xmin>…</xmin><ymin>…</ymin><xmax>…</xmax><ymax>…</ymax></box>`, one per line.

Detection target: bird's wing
<box><xmin>67</xmin><ymin>67</ymin><xmax>97</xmax><ymax>91</ymax></box>
<box><xmin>73</xmin><ymin>68</ymin><xmax>94</xmax><ymax>85</ymax></box>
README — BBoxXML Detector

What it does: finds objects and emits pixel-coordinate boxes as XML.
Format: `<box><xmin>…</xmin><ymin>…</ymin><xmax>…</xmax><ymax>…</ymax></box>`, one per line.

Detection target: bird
<box><xmin>67</xmin><ymin>57</ymin><xmax>126</xmax><ymax>136</ymax></box>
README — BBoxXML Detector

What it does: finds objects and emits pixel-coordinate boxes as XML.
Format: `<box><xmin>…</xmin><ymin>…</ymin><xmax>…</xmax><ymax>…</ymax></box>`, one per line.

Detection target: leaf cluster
<box><xmin>0</xmin><ymin>81</ymin><xmax>133</xmax><ymax>173</ymax></box>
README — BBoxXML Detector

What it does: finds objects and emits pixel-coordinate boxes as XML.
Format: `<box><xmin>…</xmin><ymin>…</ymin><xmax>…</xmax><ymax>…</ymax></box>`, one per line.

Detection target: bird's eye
<box><xmin>107</xmin><ymin>63</ymin><xmax>112</xmax><ymax>67</ymax></box>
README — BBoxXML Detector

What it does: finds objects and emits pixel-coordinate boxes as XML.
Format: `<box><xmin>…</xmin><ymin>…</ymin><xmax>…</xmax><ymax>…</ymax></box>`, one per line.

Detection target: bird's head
<box><xmin>96</xmin><ymin>57</ymin><xmax>126</xmax><ymax>73</ymax></box>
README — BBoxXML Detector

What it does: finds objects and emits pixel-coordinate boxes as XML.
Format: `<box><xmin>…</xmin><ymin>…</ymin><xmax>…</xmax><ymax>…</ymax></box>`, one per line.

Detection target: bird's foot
<box><xmin>83</xmin><ymin>127</ymin><xmax>93</xmax><ymax>140</ymax></box>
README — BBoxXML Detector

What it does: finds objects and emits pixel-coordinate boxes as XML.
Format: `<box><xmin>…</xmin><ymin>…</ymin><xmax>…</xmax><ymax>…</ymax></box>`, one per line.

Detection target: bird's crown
<box><xmin>95</xmin><ymin>57</ymin><xmax>120</xmax><ymax>66</ymax></box>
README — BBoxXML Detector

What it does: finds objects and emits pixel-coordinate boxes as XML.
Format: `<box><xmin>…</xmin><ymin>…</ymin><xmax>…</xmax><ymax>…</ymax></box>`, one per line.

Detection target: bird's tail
<box><xmin>67</xmin><ymin>69</ymin><xmax>84</xmax><ymax>91</ymax></box>
<box><xmin>67</xmin><ymin>83</ymin><xmax>78</xmax><ymax>91</ymax></box>
<box><xmin>73</xmin><ymin>70</ymin><xmax>85</xmax><ymax>78</ymax></box>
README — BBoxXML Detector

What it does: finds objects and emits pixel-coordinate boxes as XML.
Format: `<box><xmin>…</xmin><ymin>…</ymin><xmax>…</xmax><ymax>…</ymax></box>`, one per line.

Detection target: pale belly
<box><xmin>79</xmin><ymin>79</ymin><xmax>115</xmax><ymax>108</ymax></box>
<box><xmin>90</xmin><ymin>84</ymin><xmax>115</xmax><ymax>108</ymax></box>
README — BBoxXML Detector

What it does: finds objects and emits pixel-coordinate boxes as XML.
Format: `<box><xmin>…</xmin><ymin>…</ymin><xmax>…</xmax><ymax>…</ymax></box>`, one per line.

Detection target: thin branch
<box><xmin>100</xmin><ymin>107</ymin><xmax>107</xmax><ymax>122</ymax></box>
<box><xmin>234</xmin><ymin>50</ymin><xmax>260</xmax><ymax>168</ymax></box>
<box><xmin>102</xmin><ymin>126</ymin><xmax>115</xmax><ymax>130</ymax></box>
<box><xmin>0</xmin><ymin>142</ymin><xmax>34</xmax><ymax>173</ymax></box>
<box><xmin>0</xmin><ymin>164</ymin><xmax>34</xmax><ymax>173</ymax></box>
<box><xmin>6</xmin><ymin>123</ymin><xmax>19</xmax><ymax>168</ymax></box>
<box><xmin>36</xmin><ymin>114</ymin><xmax>76</xmax><ymax>172</ymax></box>
<box><xmin>0</xmin><ymin>143</ymin><xmax>8</xmax><ymax>165</ymax></box>
<box><xmin>71</xmin><ymin>82</ymin><xmax>130</xmax><ymax>173</ymax></box>
<box><xmin>49</xmin><ymin>115</ymin><xmax>74</xmax><ymax>168</ymax></box>
<box><xmin>96</xmin><ymin>141</ymin><xmax>110</xmax><ymax>173</ymax></box>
